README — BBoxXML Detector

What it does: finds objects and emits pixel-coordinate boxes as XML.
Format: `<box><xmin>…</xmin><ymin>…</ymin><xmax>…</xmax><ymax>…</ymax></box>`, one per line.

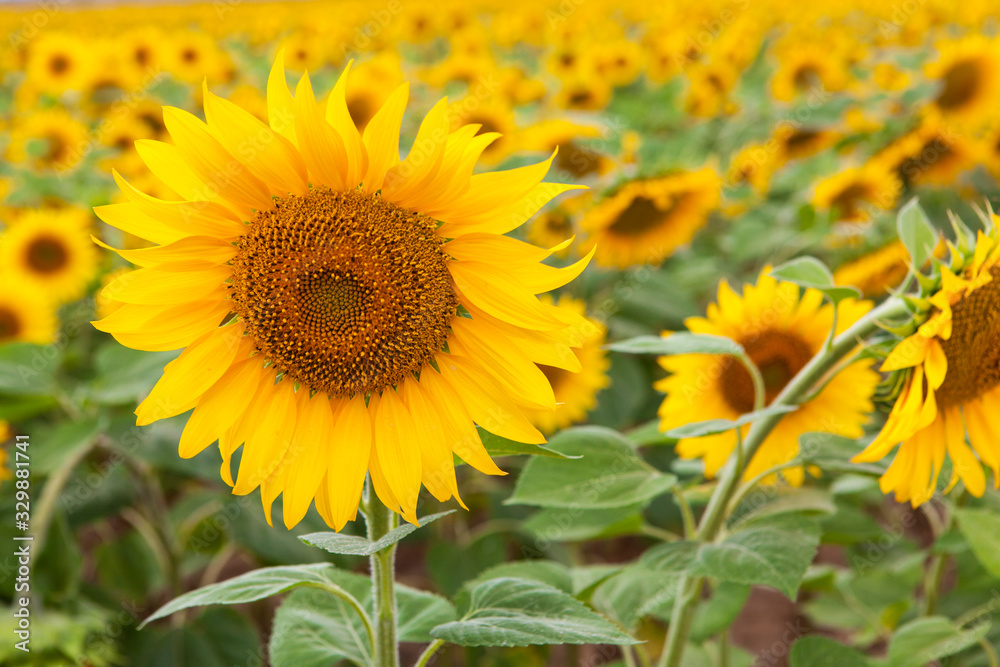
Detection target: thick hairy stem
<box><xmin>364</xmin><ymin>479</ymin><xmax>400</xmax><ymax>667</ymax></box>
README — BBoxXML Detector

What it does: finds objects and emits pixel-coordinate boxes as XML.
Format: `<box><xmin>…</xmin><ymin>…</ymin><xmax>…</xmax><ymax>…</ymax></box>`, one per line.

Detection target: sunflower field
<box><xmin>6</xmin><ymin>0</ymin><xmax>1000</xmax><ymax>665</ymax></box>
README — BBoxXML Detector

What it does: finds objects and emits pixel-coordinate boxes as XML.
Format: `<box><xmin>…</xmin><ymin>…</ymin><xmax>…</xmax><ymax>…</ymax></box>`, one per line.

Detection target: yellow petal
<box><xmin>450</xmin><ymin>260</ymin><xmax>566</xmax><ymax>331</ymax></box>
<box><xmin>179</xmin><ymin>358</ymin><xmax>264</xmax><ymax>458</ymax></box>
<box><xmin>361</xmin><ymin>83</ymin><xmax>408</xmax><ymax>194</ymax></box>
<box><xmin>102</xmin><ymin>265</ymin><xmax>230</xmax><ymax>305</ymax></box>
<box><xmin>373</xmin><ymin>389</ymin><xmax>422</xmax><ymax>524</ymax></box>
<box><xmin>232</xmin><ymin>378</ymin><xmax>297</xmax><ymax>496</ymax></box>
<box><xmin>325</xmin><ymin>62</ymin><xmax>367</xmax><ymax>188</ymax></box>
<box><xmin>203</xmin><ymin>85</ymin><xmax>308</xmax><ymax>197</ymax></box>
<box><xmin>381</xmin><ymin>98</ymin><xmax>450</xmax><ymax>206</ymax></box>
<box><xmin>400</xmin><ymin>379</ymin><xmax>463</xmax><ymax>507</ymax></box>
<box><xmin>281</xmin><ymin>393</ymin><xmax>338</xmax><ymax>529</ymax></box>
<box><xmin>325</xmin><ymin>394</ymin><xmax>373</xmax><ymax>531</ymax></box>
<box><xmin>92</xmin><ymin>235</ymin><xmax>235</xmax><ymax>269</ymax></box>
<box><xmin>267</xmin><ymin>50</ymin><xmax>298</xmax><ymax>146</ymax></box>
<box><xmin>136</xmin><ymin>323</ymin><xmax>246</xmax><ymax>425</ymax></box>
<box><xmin>94</xmin><ymin>300</ymin><xmax>233</xmax><ymax>352</ymax></box>
<box><xmin>294</xmin><ymin>72</ymin><xmax>350</xmax><ymax>189</ymax></box>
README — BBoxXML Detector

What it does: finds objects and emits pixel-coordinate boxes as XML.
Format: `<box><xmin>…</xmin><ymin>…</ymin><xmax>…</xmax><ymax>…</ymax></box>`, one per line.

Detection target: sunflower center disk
<box><xmin>231</xmin><ymin>188</ymin><xmax>458</xmax><ymax>398</ymax></box>
<box><xmin>936</xmin><ymin>267</ymin><xmax>1000</xmax><ymax>407</ymax></box>
<box><xmin>0</xmin><ymin>307</ymin><xmax>21</xmax><ymax>340</ymax></box>
<box><xmin>720</xmin><ymin>330</ymin><xmax>814</xmax><ymax>413</ymax></box>
<box><xmin>27</xmin><ymin>236</ymin><xmax>69</xmax><ymax>274</ymax></box>
<box><xmin>936</xmin><ymin>59</ymin><xmax>980</xmax><ymax>110</ymax></box>
<box><xmin>607</xmin><ymin>195</ymin><xmax>685</xmax><ymax>236</ymax></box>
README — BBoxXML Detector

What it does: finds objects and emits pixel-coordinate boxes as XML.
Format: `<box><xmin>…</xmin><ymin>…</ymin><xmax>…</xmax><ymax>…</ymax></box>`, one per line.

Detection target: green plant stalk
<box><xmin>657</xmin><ymin>297</ymin><xmax>909</xmax><ymax>667</ymax></box>
<box><xmin>364</xmin><ymin>480</ymin><xmax>400</xmax><ymax>667</ymax></box>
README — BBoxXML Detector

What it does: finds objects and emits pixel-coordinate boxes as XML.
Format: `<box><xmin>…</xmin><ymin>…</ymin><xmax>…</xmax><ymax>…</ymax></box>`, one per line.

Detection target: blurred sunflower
<box><xmin>834</xmin><ymin>240</ymin><xmax>913</xmax><ymax>297</ymax></box>
<box><xmin>0</xmin><ymin>421</ymin><xmax>11</xmax><ymax>483</ymax></box>
<box><xmin>854</xmin><ymin>224</ymin><xmax>1000</xmax><ymax>505</ymax></box>
<box><xmin>812</xmin><ymin>165</ymin><xmax>901</xmax><ymax>223</ymax></box>
<box><xmin>727</xmin><ymin>143</ymin><xmax>775</xmax><ymax>195</ymax></box>
<box><xmin>581</xmin><ymin>168</ymin><xmax>720</xmax><ymax>268</ymax></box>
<box><xmin>775</xmin><ymin>125</ymin><xmax>840</xmax><ymax>164</ymax></box>
<box><xmin>520</xmin><ymin>120</ymin><xmax>614</xmax><ymax>180</ymax></box>
<box><xmin>657</xmin><ymin>271</ymin><xmax>879</xmax><ymax>484</ymax></box>
<box><xmin>2</xmin><ymin>209</ymin><xmax>97</xmax><ymax>303</ymax></box>
<box><xmin>448</xmin><ymin>98</ymin><xmax>516</xmax><ymax>164</ymax></box>
<box><xmin>0</xmin><ymin>280</ymin><xmax>58</xmax><ymax>345</ymax></box>
<box><xmin>880</xmin><ymin>118</ymin><xmax>978</xmax><ymax>187</ymax></box>
<box><xmin>526</xmin><ymin>296</ymin><xmax>610</xmax><ymax>435</ymax></box>
<box><xmin>6</xmin><ymin>108</ymin><xmax>89</xmax><ymax>173</ymax></box>
<box><xmin>25</xmin><ymin>33</ymin><xmax>93</xmax><ymax>95</ymax></box>
<box><xmin>771</xmin><ymin>42</ymin><xmax>849</xmax><ymax>102</ymax></box>
<box><xmin>93</xmin><ymin>55</ymin><xmax>592</xmax><ymax>530</ymax></box>
<box><xmin>555</xmin><ymin>76</ymin><xmax>612</xmax><ymax>112</ymax></box>
<box><xmin>685</xmin><ymin>62</ymin><xmax>739</xmax><ymax>117</ymax></box>
<box><xmin>926</xmin><ymin>36</ymin><xmax>1000</xmax><ymax>125</ymax></box>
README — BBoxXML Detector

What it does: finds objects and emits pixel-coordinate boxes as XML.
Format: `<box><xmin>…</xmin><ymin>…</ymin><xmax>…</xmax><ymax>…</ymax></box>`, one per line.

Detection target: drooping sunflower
<box><xmin>657</xmin><ymin>270</ymin><xmax>880</xmax><ymax>484</ymax></box>
<box><xmin>0</xmin><ymin>280</ymin><xmax>58</xmax><ymax>345</ymax></box>
<box><xmin>580</xmin><ymin>169</ymin><xmax>720</xmax><ymax>268</ymax></box>
<box><xmin>2</xmin><ymin>209</ymin><xmax>98</xmax><ymax>304</ymax></box>
<box><xmin>925</xmin><ymin>36</ymin><xmax>1000</xmax><ymax>126</ymax></box>
<box><xmin>525</xmin><ymin>296</ymin><xmax>610</xmax><ymax>435</ymax></box>
<box><xmin>854</xmin><ymin>223</ymin><xmax>1000</xmax><ymax>505</ymax></box>
<box><xmin>92</xmin><ymin>55</ymin><xmax>592</xmax><ymax>530</ymax></box>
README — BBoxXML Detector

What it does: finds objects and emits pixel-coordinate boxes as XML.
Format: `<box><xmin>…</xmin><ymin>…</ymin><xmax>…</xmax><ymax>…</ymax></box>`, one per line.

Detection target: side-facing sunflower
<box><xmin>2</xmin><ymin>209</ymin><xmax>98</xmax><ymax>304</ymax></box>
<box><xmin>580</xmin><ymin>168</ymin><xmax>720</xmax><ymax>268</ymax></box>
<box><xmin>519</xmin><ymin>120</ymin><xmax>614</xmax><ymax>181</ymax></box>
<box><xmin>93</xmin><ymin>54</ymin><xmax>592</xmax><ymax>530</ymax></box>
<box><xmin>657</xmin><ymin>270</ymin><xmax>880</xmax><ymax>484</ymax></box>
<box><xmin>812</xmin><ymin>165</ymin><xmax>901</xmax><ymax>223</ymax></box>
<box><xmin>525</xmin><ymin>295</ymin><xmax>610</xmax><ymax>435</ymax></box>
<box><xmin>854</xmin><ymin>222</ymin><xmax>1000</xmax><ymax>505</ymax></box>
<box><xmin>0</xmin><ymin>279</ymin><xmax>58</xmax><ymax>345</ymax></box>
<box><xmin>834</xmin><ymin>238</ymin><xmax>946</xmax><ymax>297</ymax></box>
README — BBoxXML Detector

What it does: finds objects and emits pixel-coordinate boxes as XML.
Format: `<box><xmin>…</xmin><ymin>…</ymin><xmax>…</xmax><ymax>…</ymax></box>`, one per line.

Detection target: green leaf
<box><xmin>31</xmin><ymin>417</ymin><xmax>100</xmax><ymax>476</ymax></box>
<box><xmin>270</xmin><ymin>587</ymin><xmax>371</xmax><ymax>667</ymax></box>
<box><xmin>887</xmin><ymin>616</ymin><xmax>990</xmax><ymax>667</ymax></box>
<box><xmin>89</xmin><ymin>344</ymin><xmax>178</xmax><ymax>405</ymax></box>
<box><xmin>625</xmin><ymin>419</ymin><xmax>675</xmax><ymax>447</ymax></box>
<box><xmin>661</xmin><ymin>404</ymin><xmax>797</xmax><ymax>439</ymax></box>
<box><xmin>789</xmin><ymin>636</ymin><xmax>869</xmax><ymax>667</ymax></box>
<box><xmin>570</xmin><ymin>565</ymin><xmax>621</xmax><ymax>597</ymax></box>
<box><xmin>592</xmin><ymin>566</ymin><xmax>682</xmax><ymax>631</ymax></box>
<box><xmin>955</xmin><ymin>508</ymin><xmax>1000</xmax><ymax>578</ymax></box>
<box><xmin>300</xmin><ymin>511</ymin><xmax>454</xmax><ymax>556</ymax></box>
<box><xmin>770</xmin><ymin>256</ymin><xmax>861</xmax><ymax>303</ymax></box>
<box><xmin>606</xmin><ymin>332</ymin><xmax>744</xmax><ymax>357</ymax></box>
<box><xmin>689</xmin><ymin>515</ymin><xmax>821</xmax><ymax>599</ymax></box>
<box><xmin>0</xmin><ymin>342</ymin><xmax>61</xmax><ymax>395</ymax></box>
<box><xmin>466</xmin><ymin>561</ymin><xmax>573</xmax><ymax>594</ymax></box>
<box><xmin>508</xmin><ymin>426</ymin><xmax>677</xmax><ymax>509</ymax></box>
<box><xmin>142</xmin><ymin>564</ymin><xmax>356</xmax><ymax>626</ymax></box>
<box><xmin>897</xmin><ymin>197</ymin><xmax>938</xmax><ymax>269</ymax></box>
<box><xmin>639</xmin><ymin>541</ymin><xmax>699</xmax><ymax>573</ymax></box>
<box><xmin>731</xmin><ymin>488</ymin><xmax>836</xmax><ymax>528</ymax></box>
<box><xmin>477</xmin><ymin>428</ymin><xmax>581</xmax><ymax>460</ymax></box>
<box><xmin>797</xmin><ymin>433</ymin><xmax>885</xmax><ymax>475</ymax></box>
<box><xmin>523</xmin><ymin>505</ymin><xmax>644</xmax><ymax>542</ymax></box>
<box><xmin>690</xmin><ymin>582</ymin><xmax>751</xmax><ymax>643</ymax></box>
<box><xmin>431</xmin><ymin>577</ymin><xmax>638</xmax><ymax>647</ymax></box>
<box><xmin>397</xmin><ymin>586</ymin><xmax>457</xmax><ymax>643</ymax></box>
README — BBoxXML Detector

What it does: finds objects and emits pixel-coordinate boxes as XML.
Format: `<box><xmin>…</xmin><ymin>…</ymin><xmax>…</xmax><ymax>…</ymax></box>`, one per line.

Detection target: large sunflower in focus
<box><xmin>93</xmin><ymin>54</ymin><xmax>592</xmax><ymax>530</ymax></box>
<box><xmin>581</xmin><ymin>169</ymin><xmax>720</xmax><ymax>268</ymax></box>
<box><xmin>855</xmin><ymin>225</ymin><xmax>1000</xmax><ymax>506</ymax></box>
<box><xmin>657</xmin><ymin>271</ymin><xmax>879</xmax><ymax>484</ymax></box>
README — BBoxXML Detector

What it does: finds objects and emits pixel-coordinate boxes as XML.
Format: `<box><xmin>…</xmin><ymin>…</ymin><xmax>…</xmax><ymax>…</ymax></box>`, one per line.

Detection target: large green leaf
<box><xmin>955</xmin><ymin>508</ymin><xmax>1000</xmax><ymax>578</ymax></box>
<box><xmin>0</xmin><ymin>342</ymin><xmax>61</xmax><ymax>395</ymax></box>
<box><xmin>464</xmin><ymin>560</ymin><xmax>573</xmax><ymax>594</ymax></box>
<box><xmin>142</xmin><ymin>564</ymin><xmax>358</xmax><ymax>626</ymax></box>
<box><xmin>789</xmin><ymin>636</ymin><xmax>869</xmax><ymax>667</ymax></box>
<box><xmin>639</xmin><ymin>541</ymin><xmax>699</xmax><ymax>573</ymax></box>
<box><xmin>770</xmin><ymin>256</ymin><xmax>860</xmax><ymax>303</ymax></box>
<box><xmin>430</xmin><ymin>577</ymin><xmax>638</xmax><ymax>647</ymax></box>
<box><xmin>689</xmin><ymin>582</ymin><xmax>750</xmax><ymax>643</ymax></box>
<box><xmin>887</xmin><ymin>616</ymin><xmax>990</xmax><ymax>667</ymax></box>
<box><xmin>508</xmin><ymin>426</ymin><xmax>676</xmax><ymax>509</ymax></box>
<box><xmin>300</xmin><ymin>511</ymin><xmax>454</xmax><ymax>556</ymax></box>
<box><xmin>477</xmin><ymin>428</ymin><xmax>581</xmax><ymax>460</ymax></box>
<box><xmin>591</xmin><ymin>566</ymin><xmax>682</xmax><ymax>632</ymax></box>
<box><xmin>523</xmin><ymin>505</ymin><xmax>644</xmax><ymax>543</ymax></box>
<box><xmin>689</xmin><ymin>515</ymin><xmax>821</xmax><ymax>599</ymax></box>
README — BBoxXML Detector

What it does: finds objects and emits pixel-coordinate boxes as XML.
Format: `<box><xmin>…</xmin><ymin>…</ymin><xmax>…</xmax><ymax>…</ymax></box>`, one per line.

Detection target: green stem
<box><xmin>673</xmin><ymin>489</ymin><xmax>697</xmax><ymax>540</ymax></box>
<box><xmin>414</xmin><ymin>639</ymin><xmax>445</xmax><ymax>667</ymax></box>
<box><xmin>657</xmin><ymin>297</ymin><xmax>909</xmax><ymax>667</ymax></box>
<box><xmin>364</xmin><ymin>478</ymin><xmax>400</xmax><ymax>667</ymax></box>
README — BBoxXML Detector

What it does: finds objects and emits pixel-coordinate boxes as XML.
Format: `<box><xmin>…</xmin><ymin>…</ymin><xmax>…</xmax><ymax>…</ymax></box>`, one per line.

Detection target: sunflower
<box><xmin>771</xmin><ymin>43</ymin><xmax>850</xmax><ymax>102</ymax></box>
<box><xmin>525</xmin><ymin>296</ymin><xmax>610</xmax><ymax>435</ymax></box>
<box><xmin>92</xmin><ymin>55</ymin><xmax>592</xmax><ymax>530</ymax></box>
<box><xmin>834</xmin><ymin>240</ymin><xmax>919</xmax><ymax>297</ymax></box>
<box><xmin>581</xmin><ymin>169</ymin><xmax>720</xmax><ymax>268</ymax></box>
<box><xmin>554</xmin><ymin>76</ymin><xmax>612</xmax><ymax>112</ymax></box>
<box><xmin>876</xmin><ymin>117</ymin><xmax>977</xmax><ymax>188</ymax></box>
<box><xmin>6</xmin><ymin>108</ymin><xmax>89</xmax><ymax>173</ymax></box>
<box><xmin>775</xmin><ymin>125</ymin><xmax>840</xmax><ymax>164</ymax></box>
<box><xmin>685</xmin><ymin>62</ymin><xmax>739</xmax><ymax>118</ymax></box>
<box><xmin>0</xmin><ymin>280</ymin><xmax>58</xmax><ymax>345</ymax></box>
<box><xmin>1</xmin><ymin>209</ymin><xmax>98</xmax><ymax>303</ymax></box>
<box><xmin>657</xmin><ymin>271</ymin><xmax>880</xmax><ymax>484</ymax></box>
<box><xmin>519</xmin><ymin>120</ymin><xmax>614</xmax><ymax>181</ymax></box>
<box><xmin>812</xmin><ymin>165</ymin><xmax>901</xmax><ymax>223</ymax></box>
<box><xmin>925</xmin><ymin>36</ymin><xmax>1000</xmax><ymax>126</ymax></box>
<box><xmin>854</xmin><ymin>224</ymin><xmax>1000</xmax><ymax>505</ymax></box>
<box><xmin>25</xmin><ymin>32</ymin><xmax>94</xmax><ymax>95</ymax></box>
<box><xmin>119</xmin><ymin>27</ymin><xmax>165</xmax><ymax>86</ymax></box>
<box><xmin>727</xmin><ymin>142</ymin><xmax>776</xmax><ymax>195</ymax></box>
<box><xmin>168</xmin><ymin>31</ymin><xmax>229</xmax><ymax>84</ymax></box>
<box><xmin>592</xmin><ymin>39</ymin><xmax>644</xmax><ymax>88</ymax></box>
<box><xmin>448</xmin><ymin>99</ymin><xmax>516</xmax><ymax>164</ymax></box>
